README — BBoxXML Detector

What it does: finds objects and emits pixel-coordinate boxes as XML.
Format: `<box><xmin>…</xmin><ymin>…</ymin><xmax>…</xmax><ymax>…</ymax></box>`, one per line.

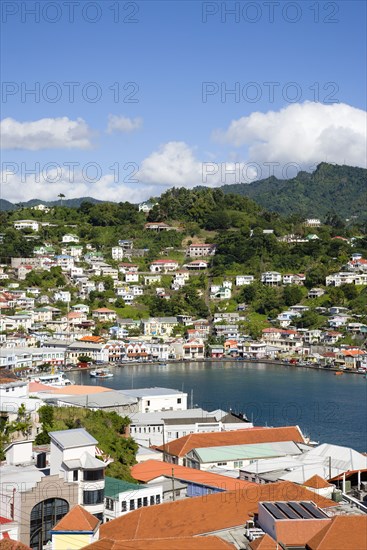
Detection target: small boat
<box><xmin>30</xmin><ymin>373</ymin><xmax>74</xmax><ymax>387</ymax></box>
<box><xmin>334</xmin><ymin>371</ymin><xmax>344</xmax><ymax>376</ymax></box>
<box><xmin>89</xmin><ymin>368</ymin><xmax>113</xmax><ymax>379</ymax></box>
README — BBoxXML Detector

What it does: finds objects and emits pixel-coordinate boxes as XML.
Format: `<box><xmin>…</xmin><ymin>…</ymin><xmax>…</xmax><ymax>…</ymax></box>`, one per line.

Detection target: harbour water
<box><xmin>69</xmin><ymin>361</ymin><xmax>367</xmax><ymax>452</ymax></box>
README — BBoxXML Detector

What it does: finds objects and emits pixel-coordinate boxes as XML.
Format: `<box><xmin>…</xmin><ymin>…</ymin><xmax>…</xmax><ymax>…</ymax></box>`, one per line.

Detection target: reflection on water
<box><xmin>69</xmin><ymin>361</ymin><xmax>367</xmax><ymax>452</ymax></box>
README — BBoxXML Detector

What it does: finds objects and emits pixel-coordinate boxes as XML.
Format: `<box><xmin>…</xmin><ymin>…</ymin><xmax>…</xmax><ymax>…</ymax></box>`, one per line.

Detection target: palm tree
<box><xmin>58</xmin><ymin>193</ymin><xmax>65</xmax><ymax>206</ymax></box>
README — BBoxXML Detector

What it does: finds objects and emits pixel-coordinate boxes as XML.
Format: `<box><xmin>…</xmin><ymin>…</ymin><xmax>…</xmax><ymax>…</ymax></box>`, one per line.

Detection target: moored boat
<box><xmin>90</xmin><ymin>368</ymin><xmax>113</xmax><ymax>379</ymax></box>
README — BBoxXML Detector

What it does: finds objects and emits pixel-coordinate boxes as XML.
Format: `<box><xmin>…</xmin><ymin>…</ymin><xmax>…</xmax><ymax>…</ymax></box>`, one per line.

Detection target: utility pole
<box><xmin>172</xmin><ymin>468</ymin><xmax>175</xmax><ymax>501</ymax></box>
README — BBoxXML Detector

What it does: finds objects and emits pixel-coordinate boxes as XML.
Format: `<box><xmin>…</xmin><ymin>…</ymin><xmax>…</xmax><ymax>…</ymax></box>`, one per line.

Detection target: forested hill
<box><xmin>0</xmin><ymin>197</ymin><xmax>102</xmax><ymax>211</ymax></box>
<box><xmin>220</xmin><ymin>163</ymin><xmax>367</xmax><ymax>221</ymax></box>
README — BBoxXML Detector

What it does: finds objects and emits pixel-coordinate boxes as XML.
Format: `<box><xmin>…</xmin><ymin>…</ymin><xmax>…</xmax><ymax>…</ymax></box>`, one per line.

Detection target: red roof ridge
<box><xmin>304</xmin><ymin>474</ymin><xmax>332</xmax><ymax>489</ymax></box>
<box><xmin>52</xmin><ymin>504</ymin><xmax>100</xmax><ymax>532</ymax></box>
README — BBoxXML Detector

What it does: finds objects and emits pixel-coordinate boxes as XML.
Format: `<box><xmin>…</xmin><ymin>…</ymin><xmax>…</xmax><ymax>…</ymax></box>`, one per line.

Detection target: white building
<box><xmin>236</xmin><ymin>275</ymin><xmax>255</xmax><ymax>286</ymax></box>
<box><xmin>186</xmin><ymin>243</ymin><xmax>216</xmax><ymax>258</ymax></box>
<box><xmin>129</xmin><ymin>409</ymin><xmax>253</xmax><ymax>447</ymax></box>
<box><xmin>304</xmin><ymin>219</ymin><xmax>321</xmax><ymax>227</ymax></box>
<box><xmin>62</xmin><ymin>234</ymin><xmax>80</xmax><ymax>243</ymax></box>
<box><xmin>261</xmin><ymin>271</ymin><xmax>282</xmax><ymax>285</ymax></box>
<box><xmin>54</xmin><ymin>290</ymin><xmax>71</xmax><ymax>303</ymax></box>
<box><xmin>120</xmin><ymin>387</ymin><xmax>187</xmax><ymax>413</ymax></box>
<box><xmin>112</xmin><ymin>246</ymin><xmax>124</xmax><ymax>260</ymax></box>
<box><xmin>150</xmin><ymin>259</ymin><xmax>179</xmax><ymax>273</ymax></box>
<box><xmin>104</xmin><ymin>476</ymin><xmax>162</xmax><ymax>521</ymax></box>
<box><xmin>49</xmin><ymin>428</ymin><xmax>106</xmax><ymax>520</ymax></box>
<box><xmin>14</xmin><ymin>220</ymin><xmax>40</xmax><ymax>231</ymax></box>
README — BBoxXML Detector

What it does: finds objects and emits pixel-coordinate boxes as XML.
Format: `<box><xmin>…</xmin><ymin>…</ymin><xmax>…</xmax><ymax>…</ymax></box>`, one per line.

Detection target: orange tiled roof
<box><xmin>304</xmin><ymin>475</ymin><xmax>332</xmax><ymax>489</ymax></box>
<box><xmin>79</xmin><ymin>335</ymin><xmax>105</xmax><ymax>343</ymax></box>
<box><xmin>276</xmin><ymin>518</ymin><xmax>331</xmax><ymax>546</ymax></box>
<box><xmin>306</xmin><ymin>515</ymin><xmax>367</xmax><ymax>550</ymax></box>
<box><xmin>131</xmin><ymin>460</ymin><xmax>253</xmax><ymax>491</ymax></box>
<box><xmin>157</xmin><ymin>426</ymin><xmax>305</xmax><ymax>458</ymax></box>
<box><xmin>29</xmin><ymin>383</ymin><xmax>111</xmax><ymax>395</ymax></box>
<box><xmin>52</xmin><ymin>505</ymin><xmax>100</xmax><ymax>532</ymax></box>
<box><xmin>93</xmin><ymin>308</ymin><xmax>116</xmax><ymax>313</ymax></box>
<box><xmin>340</xmin><ymin>349</ymin><xmax>365</xmax><ymax>356</ymax></box>
<box><xmin>99</xmin><ymin>482</ymin><xmax>334</xmax><ymax>542</ymax></box>
<box><xmin>249</xmin><ymin>534</ymin><xmax>278</xmax><ymax>550</ymax></box>
<box><xmin>84</xmin><ymin>536</ymin><xmax>235</xmax><ymax>550</ymax></box>
<box><xmin>0</xmin><ymin>541</ymin><xmax>31</xmax><ymax>550</ymax></box>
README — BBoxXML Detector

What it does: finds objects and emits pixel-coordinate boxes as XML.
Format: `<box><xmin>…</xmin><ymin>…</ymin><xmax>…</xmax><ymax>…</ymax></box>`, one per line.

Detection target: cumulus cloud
<box><xmin>214</xmin><ymin>102</ymin><xmax>367</xmax><ymax>169</ymax></box>
<box><xmin>0</xmin><ymin>117</ymin><xmax>93</xmax><ymax>150</ymax></box>
<box><xmin>107</xmin><ymin>115</ymin><xmax>143</xmax><ymax>134</ymax></box>
<box><xmin>138</xmin><ymin>141</ymin><xmax>259</xmax><ymax>186</ymax></box>
<box><xmin>0</xmin><ymin>167</ymin><xmax>157</xmax><ymax>204</ymax></box>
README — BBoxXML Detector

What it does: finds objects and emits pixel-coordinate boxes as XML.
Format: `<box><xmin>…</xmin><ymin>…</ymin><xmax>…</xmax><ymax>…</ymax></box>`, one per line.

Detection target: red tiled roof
<box><xmin>99</xmin><ymin>482</ymin><xmax>335</xmax><ymax>542</ymax></box>
<box><xmin>0</xmin><ymin>517</ymin><xmax>12</xmax><ymax>524</ymax></box>
<box><xmin>0</xmin><ymin>541</ymin><xmax>31</xmax><ymax>550</ymax></box>
<box><xmin>131</xmin><ymin>460</ymin><xmax>253</xmax><ymax>491</ymax></box>
<box><xmin>306</xmin><ymin>515</ymin><xmax>367</xmax><ymax>550</ymax></box>
<box><xmin>52</xmin><ymin>505</ymin><xmax>100</xmax><ymax>532</ymax></box>
<box><xmin>249</xmin><ymin>534</ymin><xmax>278</xmax><ymax>550</ymax></box>
<box><xmin>304</xmin><ymin>475</ymin><xmax>332</xmax><ymax>489</ymax></box>
<box><xmin>157</xmin><ymin>426</ymin><xmax>306</xmax><ymax>458</ymax></box>
<box><xmin>84</xmin><ymin>536</ymin><xmax>235</xmax><ymax>550</ymax></box>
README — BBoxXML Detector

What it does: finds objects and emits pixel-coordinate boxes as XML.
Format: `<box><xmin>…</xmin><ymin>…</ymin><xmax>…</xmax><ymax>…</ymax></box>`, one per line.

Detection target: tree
<box><xmin>283</xmin><ymin>285</ymin><xmax>304</xmax><ymax>306</ymax></box>
<box><xmin>58</xmin><ymin>193</ymin><xmax>65</xmax><ymax>206</ymax></box>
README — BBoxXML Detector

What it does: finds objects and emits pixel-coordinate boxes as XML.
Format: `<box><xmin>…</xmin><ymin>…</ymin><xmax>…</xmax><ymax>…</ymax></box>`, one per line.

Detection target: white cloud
<box><xmin>138</xmin><ymin>141</ymin><xmax>257</xmax><ymax>187</ymax></box>
<box><xmin>107</xmin><ymin>115</ymin><xmax>143</xmax><ymax>134</ymax></box>
<box><xmin>0</xmin><ymin>117</ymin><xmax>93</xmax><ymax>150</ymax></box>
<box><xmin>214</xmin><ymin>102</ymin><xmax>367</xmax><ymax>169</ymax></box>
<box><xmin>138</xmin><ymin>141</ymin><xmax>202</xmax><ymax>186</ymax></box>
<box><xmin>0</xmin><ymin>168</ymin><xmax>157</xmax><ymax>204</ymax></box>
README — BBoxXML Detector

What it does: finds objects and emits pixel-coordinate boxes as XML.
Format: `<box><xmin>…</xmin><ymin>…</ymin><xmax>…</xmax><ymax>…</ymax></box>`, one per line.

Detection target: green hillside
<box><xmin>220</xmin><ymin>163</ymin><xmax>367</xmax><ymax>221</ymax></box>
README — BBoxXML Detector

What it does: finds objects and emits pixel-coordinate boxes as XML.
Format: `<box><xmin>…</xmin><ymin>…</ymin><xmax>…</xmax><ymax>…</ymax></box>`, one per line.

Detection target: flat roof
<box><xmin>120</xmin><ymin>387</ymin><xmax>186</xmax><ymax>398</ymax></box>
<box><xmin>55</xmin><ymin>390</ymin><xmax>138</xmax><ymax>408</ymax></box>
<box><xmin>192</xmin><ymin>441</ymin><xmax>302</xmax><ymax>463</ymax></box>
<box><xmin>49</xmin><ymin>428</ymin><xmax>97</xmax><ymax>449</ymax></box>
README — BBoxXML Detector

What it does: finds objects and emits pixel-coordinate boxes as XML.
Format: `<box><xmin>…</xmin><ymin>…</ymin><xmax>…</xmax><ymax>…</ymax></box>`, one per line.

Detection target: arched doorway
<box><xmin>30</xmin><ymin>498</ymin><xmax>69</xmax><ymax>550</ymax></box>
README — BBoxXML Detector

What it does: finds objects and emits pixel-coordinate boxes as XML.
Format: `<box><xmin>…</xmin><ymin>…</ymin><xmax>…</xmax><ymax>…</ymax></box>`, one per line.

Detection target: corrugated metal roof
<box><xmin>192</xmin><ymin>441</ymin><xmax>302</xmax><ymax>463</ymax></box>
<box><xmin>105</xmin><ymin>476</ymin><xmax>147</xmax><ymax>499</ymax></box>
<box><xmin>49</xmin><ymin>428</ymin><xmax>97</xmax><ymax>449</ymax></box>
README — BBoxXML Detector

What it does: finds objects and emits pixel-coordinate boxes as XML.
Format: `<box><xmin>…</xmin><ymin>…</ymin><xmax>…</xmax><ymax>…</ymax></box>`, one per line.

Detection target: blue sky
<box><xmin>1</xmin><ymin>0</ymin><xmax>366</xmax><ymax>202</ymax></box>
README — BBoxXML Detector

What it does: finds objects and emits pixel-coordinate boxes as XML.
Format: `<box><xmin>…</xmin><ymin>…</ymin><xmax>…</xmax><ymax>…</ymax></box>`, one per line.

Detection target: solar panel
<box><xmin>300</xmin><ymin>501</ymin><xmax>327</xmax><ymax>519</ymax></box>
<box><xmin>275</xmin><ymin>502</ymin><xmax>300</xmax><ymax>519</ymax></box>
<box><xmin>288</xmin><ymin>501</ymin><xmax>314</xmax><ymax>519</ymax></box>
<box><xmin>263</xmin><ymin>502</ymin><xmax>287</xmax><ymax>520</ymax></box>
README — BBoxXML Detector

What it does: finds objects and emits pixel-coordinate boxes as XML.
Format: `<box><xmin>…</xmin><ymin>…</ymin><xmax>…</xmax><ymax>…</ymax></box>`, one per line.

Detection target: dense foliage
<box><xmin>35</xmin><ymin>405</ymin><xmax>138</xmax><ymax>482</ymax></box>
<box><xmin>221</xmin><ymin>163</ymin><xmax>367</xmax><ymax>222</ymax></box>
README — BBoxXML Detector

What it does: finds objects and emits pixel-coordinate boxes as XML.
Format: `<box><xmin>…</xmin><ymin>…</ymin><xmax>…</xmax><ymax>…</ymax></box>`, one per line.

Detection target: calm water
<box><xmin>69</xmin><ymin>362</ymin><xmax>367</xmax><ymax>452</ymax></box>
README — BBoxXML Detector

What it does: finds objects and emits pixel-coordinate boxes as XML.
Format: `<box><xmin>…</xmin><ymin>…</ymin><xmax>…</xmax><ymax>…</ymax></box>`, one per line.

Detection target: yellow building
<box><xmin>51</xmin><ymin>505</ymin><xmax>100</xmax><ymax>550</ymax></box>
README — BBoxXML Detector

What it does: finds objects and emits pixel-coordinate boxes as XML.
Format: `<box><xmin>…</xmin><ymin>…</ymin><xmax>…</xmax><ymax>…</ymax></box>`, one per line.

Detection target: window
<box><xmin>217</xmin><ymin>462</ymin><xmax>227</xmax><ymax>466</ymax></box>
<box><xmin>83</xmin><ymin>489</ymin><xmax>104</xmax><ymax>505</ymax></box>
<box><xmin>147</xmin><ymin>400</ymin><xmax>150</xmax><ymax>406</ymax></box>
<box><xmin>121</xmin><ymin>501</ymin><xmax>127</xmax><ymax>512</ymax></box>
<box><xmin>73</xmin><ymin>470</ymin><xmax>78</xmax><ymax>481</ymax></box>
<box><xmin>30</xmin><ymin>498</ymin><xmax>69</xmax><ymax>550</ymax></box>
<box><xmin>83</xmin><ymin>469</ymin><xmax>104</xmax><ymax>481</ymax></box>
<box><xmin>155</xmin><ymin>495</ymin><xmax>161</xmax><ymax>504</ymax></box>
<box><xmin>143</xmin><ymin>497</ymin><xmax>148</xmax><ymax>507</ymax></box>
<box><xmin>150</xmin><ymin>496</ymin><xmax>155</xmax><ymax>506</ymax></box>
<box><xmin>137</xmin><ymin>498</ymin><xmax>142</xmax><ymax>508</ymax></box>
<box><xmin>177</xmin><ymin>398</ymin><xmax>181</xmax><ymax>404</ymax></box>
<box><xmin>130</xmin><ymin>499</ymin><xmax>135</xmax><ymax>510</ymax></box>
<box><xmin>94</xmin><ymin>513</ymin><xmax>103</xmax><ymax>522</ymax></box>
<box><xmin>105</xmin><ymin>498</ymin><xmax>114</xmax><ymax>511</ymax></box>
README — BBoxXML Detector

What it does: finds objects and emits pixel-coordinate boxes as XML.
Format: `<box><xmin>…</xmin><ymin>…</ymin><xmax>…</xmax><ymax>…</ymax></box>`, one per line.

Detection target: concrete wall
<box><xmin>18</xmin><ymin>475</ymin><xmax>78</xmax><ymax>546</ymax></box>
